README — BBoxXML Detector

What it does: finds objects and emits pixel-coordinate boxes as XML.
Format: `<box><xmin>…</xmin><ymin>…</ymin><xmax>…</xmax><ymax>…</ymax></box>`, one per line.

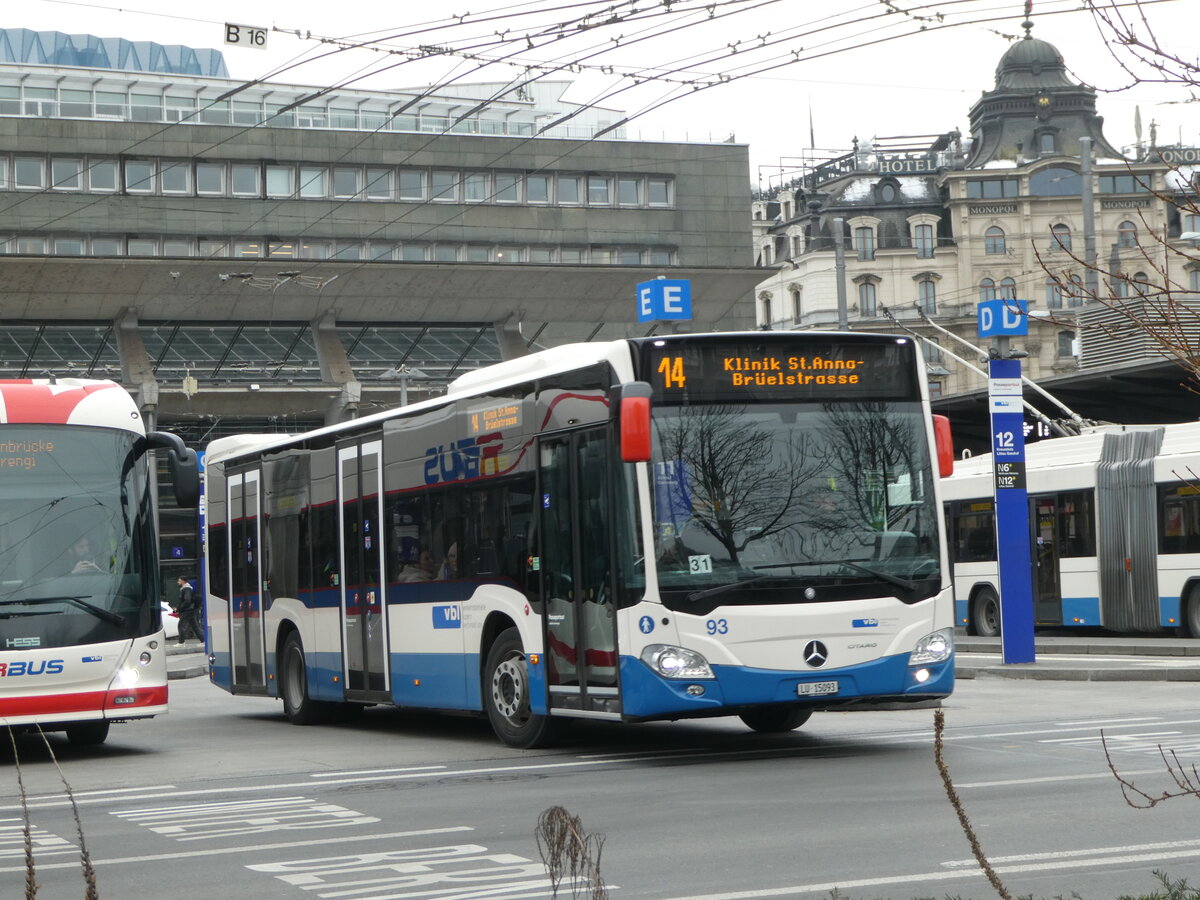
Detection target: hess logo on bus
<box><xmin>0</xmin><ymin>660</ymin><xmax>65</xmax><ymax>676</ymax></box>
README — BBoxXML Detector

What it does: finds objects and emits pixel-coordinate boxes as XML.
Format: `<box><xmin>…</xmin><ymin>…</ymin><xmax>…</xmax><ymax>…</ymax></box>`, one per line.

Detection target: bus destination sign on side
<box><xmin>468</xmin><ymin>402</ymin><xmax>522</xmax><ymax>436</ymax></box>
<box><xmin>643</xmin><ymin>340</ymin><xmax>918</xmax><ymax>403</ymax></box>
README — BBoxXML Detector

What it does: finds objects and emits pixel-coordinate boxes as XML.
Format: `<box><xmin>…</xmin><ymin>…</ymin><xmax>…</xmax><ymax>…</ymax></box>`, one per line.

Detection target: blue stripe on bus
<box><xmin>618</xmin><ymin>652</ymin><xmax>954</xmax><ymax>719</ymax></box>
<box><xmin>1161</xmin><ymin>596</ymin><xmax>1181</xmax><ymax>629</ymax></box>
<box><xmin>1060</xmin><ymin>596</ymin><xmax>1101</xmax><ymax>627</ymax></box>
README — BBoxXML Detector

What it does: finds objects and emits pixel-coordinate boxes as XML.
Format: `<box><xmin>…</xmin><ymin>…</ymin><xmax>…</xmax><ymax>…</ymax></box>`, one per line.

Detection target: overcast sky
<box><xmin>8</xmin><ymin>0</ymin><xmax>1196</xmax><ymax>186</ymax></box>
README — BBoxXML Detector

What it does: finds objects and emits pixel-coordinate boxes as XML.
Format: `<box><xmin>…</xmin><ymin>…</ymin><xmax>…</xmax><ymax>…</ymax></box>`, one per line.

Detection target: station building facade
<box><xmin>0</xmin><ymin>28</ymin><xmax>761</xmax><ymax>580</ymax></box>
<box><xmin>751</xmin><ymin>22</ymin><xmax>1200</xmax><ymax>438</ymax></box>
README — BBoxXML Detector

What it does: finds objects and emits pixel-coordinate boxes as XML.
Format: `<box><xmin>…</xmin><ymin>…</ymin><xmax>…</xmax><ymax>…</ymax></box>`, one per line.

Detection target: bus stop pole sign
<box><xmin>987</xmin><ymin>356</ymin><xmax>1036</xmax><ymax>664</ymax></box>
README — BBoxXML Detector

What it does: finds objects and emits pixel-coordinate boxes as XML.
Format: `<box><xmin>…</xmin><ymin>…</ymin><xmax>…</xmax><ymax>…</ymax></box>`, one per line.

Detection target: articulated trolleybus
<box><xmin>0</xmin><ymin>379</ymin><xmax>199</xmax><ymax>744</ymax></box>
<box><xmin>944</xmin><ymin>421</ymin><xmax>1200</xmax><ymax>637</ymax></box>
<box><xmin>203</xmin><ymin>332</ymin><xmax>955</xmax><ymax>747</ymax></box>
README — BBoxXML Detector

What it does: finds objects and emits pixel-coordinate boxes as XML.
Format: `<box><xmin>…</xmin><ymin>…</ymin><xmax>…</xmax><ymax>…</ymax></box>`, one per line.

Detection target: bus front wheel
<box><xmin>281</xmin><ymin>632</ymin><xmax>332</xmax><ymax>725</ymax></box>
<box><xmin>484</xmin><ymin>629</ymin><xmax>557</xmax><ymax>748</ymax></box>
<box><xmin>65</xmin><ymin>721</ymin><xmax>109</xmax><ymax>746</ymax></box>
<box><xmin>739</xmin><ymin>706</ymin><xmax>813</xmax><ymax>733</ymax></box>
<box><xmin>971</xmin><ymin>588</ymin><xmax>1001</xmax><ymax>637</ymax></box>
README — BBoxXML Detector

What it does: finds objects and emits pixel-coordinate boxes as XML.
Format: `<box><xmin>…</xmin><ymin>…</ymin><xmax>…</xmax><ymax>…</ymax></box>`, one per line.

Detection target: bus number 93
<box><xmin>706</xmin><ymin>618</ymin><xmax>729</xmax><ymax>635</ymax></box>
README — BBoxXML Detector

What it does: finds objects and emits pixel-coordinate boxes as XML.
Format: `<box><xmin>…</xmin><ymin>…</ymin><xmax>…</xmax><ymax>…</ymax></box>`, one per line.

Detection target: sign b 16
<box><xmin>225</xmin><ymin>23</ymin><xmax>268</xmax><ymax>49</ymax></box>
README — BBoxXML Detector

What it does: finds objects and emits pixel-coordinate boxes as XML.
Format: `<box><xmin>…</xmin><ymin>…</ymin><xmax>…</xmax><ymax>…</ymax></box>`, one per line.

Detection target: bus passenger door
<box><xmin>1032</xmin><ymin>496</ymin><xmax>1062</xmax><ymax>625</ymax></box>
<box><xmin>338</xmin><ymin>440</ymin><xmax>390</xmax><ymax>700</ymax></box>
<box><xmin>539</xmin><ymin>428</ymin><xmax>620</xmax><ymax>718</ymax></box>
<box><xmin>228</xmin><ymin>469</ymin><xmax>267</xmax><ymax>693</ymax></box>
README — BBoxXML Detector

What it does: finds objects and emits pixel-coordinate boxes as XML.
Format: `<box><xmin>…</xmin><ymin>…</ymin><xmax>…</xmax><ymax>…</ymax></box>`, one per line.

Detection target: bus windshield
<box><xmin>650</xmin><ymin>401</ymin><xmax>940</xmax><ymax>609</ymax></box>
<box><xmin>0</xmin><ymin>426</ymin><xmax>160</xmax><ymax>648</ymax></box>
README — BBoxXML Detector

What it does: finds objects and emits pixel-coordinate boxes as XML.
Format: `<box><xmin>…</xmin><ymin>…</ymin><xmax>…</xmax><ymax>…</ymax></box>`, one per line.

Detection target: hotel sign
<box><xmin>1160</xmin><ymin>148</ymin><xmax>1200</xmax><ymax>165</ymax></box>
<box><xmin>969</xmin><ymin>203</ymin><xmax>1018</xmax><ymax>215</ymax></box>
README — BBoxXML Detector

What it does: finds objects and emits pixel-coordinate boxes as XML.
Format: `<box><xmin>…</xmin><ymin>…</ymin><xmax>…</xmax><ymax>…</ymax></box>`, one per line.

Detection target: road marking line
<box><xmin>942</xmin><ymin>838</ymin><xmax>1200</xmax><ymax>867</ymax></box>
<box><xmin>0</xmin><ymin>826</ymin><xmax>474</xmax><ymax>873</ymax></box>
<box><xmin>956</xmin><ymin>768</ymin><xmax>1161</xmax><ymax>788</ymax></box>
<box><xmin>310</xmin><ymin>765</ymin><xmax>447</xmax><ymax>778</ymax></box>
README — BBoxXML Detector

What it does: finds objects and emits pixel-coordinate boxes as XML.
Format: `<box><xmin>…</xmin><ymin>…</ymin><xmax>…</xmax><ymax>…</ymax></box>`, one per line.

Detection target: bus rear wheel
<box><xmin>1181</xmin><ymin>587</ymin><xmax>1200</xmax><ymax>638</ymax></box>
<box><xmin>65</xmin><ymin>721</ymin><xmax>109</xmax><ymax>746</ymax></box>
<box><xmin>484</xmin><ymin>628</ymin><xmax>557</xmax><ymax>749</ymax></box>
<box><xmin>281</xmin><ymin>632</ymin><xmax>333</xmax><ymax>725</ymax></box>
<box><xmin>739</xmin><ymin>706</ymin><xmax>813</xmax><ymax>734</ymax></box>
<box><xmin>971</xmin><ymin>588</ymin><xmax>1001</xmax><ymax>637</ymax></box>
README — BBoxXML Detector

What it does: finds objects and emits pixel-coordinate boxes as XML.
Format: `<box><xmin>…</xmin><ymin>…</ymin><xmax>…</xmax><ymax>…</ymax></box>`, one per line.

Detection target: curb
<box><xmin>956</xmin><ymin>663</ymin><xmax>1200</xmax><ymax>682</ymax></box>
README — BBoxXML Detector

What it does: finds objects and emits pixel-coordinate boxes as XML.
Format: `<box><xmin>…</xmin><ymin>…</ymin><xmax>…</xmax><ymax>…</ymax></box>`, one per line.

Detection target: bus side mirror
<box><xmin>610</xmin><ymin>382</ymin><xmax>652</xmax><ymax>463</ymax></box>
<box><xmin>932</xmin><ymin>414</ymin><xmax>954</xmax><ymax>477</ymax></box>
<box><xmin>148</xmin><ymin>431</ymin><xmax>201</xmax><ymax>507</ymax></box>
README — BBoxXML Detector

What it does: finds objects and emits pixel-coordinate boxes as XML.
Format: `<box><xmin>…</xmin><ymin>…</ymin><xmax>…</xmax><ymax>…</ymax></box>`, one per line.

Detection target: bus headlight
<box><xmin>115</xmin><ymin>666</ymin><xmax>141</xmax><ymax>688</ymax></box>
<box><xmin>641</xmin><ymin>645</ymin><xmax>714</xmax><ymax>679</ymax></box>
<box><xmin>909</xmin><ymin>628</ymin><xmax>954</xmax><ymax>665</ymax></box>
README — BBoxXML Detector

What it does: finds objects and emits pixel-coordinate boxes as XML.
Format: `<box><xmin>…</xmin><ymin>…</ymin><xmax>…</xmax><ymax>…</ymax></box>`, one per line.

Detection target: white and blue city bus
<box><xmin>0</xmin><ymin>379</ymin><xmax>199</xmax><ymax>744</ymax></box>
<box><xmin>202</xmin><ymin>332</ymin><xmax>955</xmax><ymax>747</ymax></box>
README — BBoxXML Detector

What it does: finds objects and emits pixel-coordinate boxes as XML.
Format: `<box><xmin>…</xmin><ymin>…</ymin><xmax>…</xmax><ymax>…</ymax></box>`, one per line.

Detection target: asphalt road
<box><xmin>4</xmin><ymin>675</ymin><xmax>1200</xmax><ymax>900</ymax></box>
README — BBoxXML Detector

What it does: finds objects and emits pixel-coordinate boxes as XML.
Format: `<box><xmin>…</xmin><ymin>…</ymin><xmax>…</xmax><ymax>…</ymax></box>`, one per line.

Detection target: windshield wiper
<box><xmin>0</xmin><ymin>595</ymin><xmax>125</xmax><ymax>626</ymax></box>
<box><xmin>686</xmin><ymin>575</ymin><xmax>775</xmax><ymax>603</ymax></box>
<box><xmin>752</xmin><ymin>560</ymin><xmax>919</xmax><ymax>593</ymax></box>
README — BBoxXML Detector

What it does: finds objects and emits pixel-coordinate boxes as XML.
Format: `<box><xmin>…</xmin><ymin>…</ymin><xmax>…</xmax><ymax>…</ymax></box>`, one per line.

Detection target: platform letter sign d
<box><xmin>977</xmin><ymin>299</ymin><xmax>1029</xmax><ymax>338</ymax></box>
<box><xmin>637</xmin><ymin>279</ymin><xmax>693</xmax><ymax>323</ymax></box>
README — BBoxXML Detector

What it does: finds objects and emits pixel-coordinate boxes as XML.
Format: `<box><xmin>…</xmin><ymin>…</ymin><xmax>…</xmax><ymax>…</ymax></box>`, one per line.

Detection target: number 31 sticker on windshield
<box><xmin>688</xmin><ymin>555</ymin><xmax>713</xmax><ymax>574</ymax></box>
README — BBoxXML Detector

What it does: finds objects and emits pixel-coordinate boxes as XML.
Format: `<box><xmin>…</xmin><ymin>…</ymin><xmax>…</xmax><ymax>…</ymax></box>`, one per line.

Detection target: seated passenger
<box><xmin>398</xmin><ymin>548</ymin><xmax>435</xmax><ymax>582</ymax></box>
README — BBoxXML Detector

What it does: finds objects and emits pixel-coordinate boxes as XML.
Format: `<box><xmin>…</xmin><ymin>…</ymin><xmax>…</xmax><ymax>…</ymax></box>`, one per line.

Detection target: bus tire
<box><xmin>65</xmin><ymin>721</ymin><xmax>109</xmax><ymax>746</ymax></box>
<box><xmin>971</xmin><ymin>587</ymin><xmax>1001</xmax><ymax>637</ymax></box>
<box><xmin>281</xmin><ymin>632</ymin><xmax>332</xmax><ymax>726</ymax></box>
<box><xmin>739</xmin><ymin>706</ymin><xmax>813</xmax><ymax>733</ymax></box>
<box><xmin>484</xmin><ymin>628</ymin><xmax>557</xmax><ymax>749</ymax></box>
<box><xmin>1182</xmin><ymin>588</ymin><xmax>1200</xmax><ymax>638</ymax></box>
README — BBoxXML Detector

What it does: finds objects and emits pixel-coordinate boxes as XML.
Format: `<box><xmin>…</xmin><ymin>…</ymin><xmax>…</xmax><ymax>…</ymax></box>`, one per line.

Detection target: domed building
<box><xmin>751</xmin><ymin>20</ymin><xmax>1200</xmax><ymax>450</ymax></box>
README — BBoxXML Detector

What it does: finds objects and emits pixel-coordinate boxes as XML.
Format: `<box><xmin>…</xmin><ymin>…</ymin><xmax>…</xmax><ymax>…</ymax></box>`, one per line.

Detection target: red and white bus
<box><xmin>0</xmin><ymin>379</ymin><xmax>198</xmax><ymax>744</ymax></box>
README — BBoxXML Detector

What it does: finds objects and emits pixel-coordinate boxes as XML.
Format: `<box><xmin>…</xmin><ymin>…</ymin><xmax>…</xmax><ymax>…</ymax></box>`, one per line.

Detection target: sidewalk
<box><xmin>166</xmin><ymin>640</ymin><xmax>207</xmax><ymax>680</ymax></box>
<box><xmin>955</xmin><ymin>634</ymin><xmax>1200</xmax><ymax>682</ymax></box>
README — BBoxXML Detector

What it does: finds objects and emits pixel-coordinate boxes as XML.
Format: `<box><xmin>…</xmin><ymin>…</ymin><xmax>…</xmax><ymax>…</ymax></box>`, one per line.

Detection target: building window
<box><xmin>1190</xmin><ymin>269</ymin><xmax>1200</xmax><ymax>293</ymax></box>
<box><xmin>1050</xmin><ymin>223</ymin><xmax>1072</xmax><ymax>251</ymax></box>
<box><xmin>587</xmin><ymin>176</ymin><xmax>611</xmax><ymax>205</ymax></box>
<box><xmin>433</xmin><ymin>244</ymin><xmax>458</xmax><ymax>262</ymax></box>
<box><xmin>922</xmin><ymin>339</ymin><xmax>942</xmax><ymax>364</ymax></box>
<box><xmin>196</xmin><ymin>163</ymin><xmax>225</xmax><ymax>195</ymax></box>
<box><xmin>333</xmin><ymin>167</ymin><xmax>361</xmax><ymax>199</ymax></box>
<box><xmin>558</xmin><ymin>176</ymin><xmax>582</xmax><ymax>205</ymax></box>
<box><xmin>231</xmin><ymin>164</ymin><xmax>260</xmax><ymax>196</ymax></box>
<box><xmin>1057</xmin><ymin>330</ymin><xmax>1077</xmax><ymax>357</ymax></box>
<box><xmin>914</xmin><ymin>224</ymin><xmax>935</xmax><ymax>259</ymax></box>
<box><xmin>1067</xmin><ymin>274</ymin><xmax>1085</xmax><ymax>307</ymax></box>
<box><xmin>999</xmin><ymin>277</ymin><xmax>1017</xmax><ymax>299</ymax></box>
<box><xmin>648</xmin><ymin>177</ymin><xmax>671</xmax><ymax>207</ymax></box>
<box><xmin>1117</xmin><ymin>220</ymin><xmax>1137</xmax><ymax>248</ymax></box>
<box><xmin>979</xmin><ymin>278</ymin><xmax>996</xmax><ymax>301</ymax></box>
<box><xmin>51</xmin><ymin>158</ymin><xmax>82</xmax><ymax>191</ymax></box>
<box><xmin>127</xmin><ymin>239</ymin><xmax>158</xmax><ymax>257</ymax></box>
<box><xmin>162</xmin><ymin>239</ymin><xmax>192</xmax><ymax>256</ymax></box>
<box><xmin>53</xmin><ymin>238</ymin><xmax>84</xmax><ymax>256</ymax></box>
<box><xmin>91</xmin><ymin>238</ymin><xmax>122</xmax><ymax>256</ymax></box>
<box><xmin>496</xmin><ymin>246</ymin><xmax>522</xmax><ymax>263</ymax></box>
<box><xmin>1039</xmin><ymin>132</ymin><xmax>1057</xmax><ymax>154</ymax></box>
<box><xmin>399</xmin><ymin>170</ymin><xmax>424</xmax><ymax>200</ymax></box>
<box><xmin>14</xmin><ymin>158</ymin><xmax>46</xmax><ymax>190</ymax></box>
<box><xmin>1045</xmin><ymin>276</ymin><xmax>1063</xmax><ymax>309</ymax></box>
<box><xmin>1100</xmin><ymin>173</ymin><xmax>1151</xmax><ymax>194</ymax></box>
<box><xmin>88</xmin><ymin>160</ymin><xmax>119</xmax><ymax>192</ymax></box>
<box><xmin>789</xmin><ymin>286</ymin><xmax>802</xmax><ymax>321</ymax></box>
<box><xmin>124</xmin><ymin>160</ymin><xmax>155</xmax><ymax>193</ymax></box>
<box><xmin>495</xmin><ymin>173</ymin><xmax>520</xmax><ymax>203</ymax></box>
<box><xmin>365</xmin><ymin>168</ymin><xmax>392</xmax><ymax>200</ymax></box>
<box><xmin>858</xmin><ymin>282</ymin><xmax>877</xmax><ymax>317</ymax></box>
<box><xmin>265</xmin><ymin>165</ymin><xmax>294</xmax><ymax>198</ymax></box>
<box><xmin>527</xmin><ymin>175</ymin><xmax>550</xmax><ymax>204</ymax></box>
<box><xmin>1030</xmin><ymin>167</ymin><xmax>1080</xmax><ymax>196</ymax></box>
<box><xmin>431</xmin><ymin>171</ymin><xmax>458</xmax><ymax>201</ymax></box>
<box><xmin>463</xmin><ymin>172</ymin><xmax>489</xmax><ymax>202</ymax></box>
<box><xmin>879</xmin><ymin>183</ymin><xmax>898</xmax><ymax>203</ymax></box>
<box><xmin>1183</xmin><ymin>213</ymin><xmax>1200</xmax><ymax>234</ymax></box>
<box><xmin>854</xmin><ymin>226</ymin><xmax>875</xmax><ymax>261</ymax></box>
<box><xmin>984</xmin><ymin>226</ymin><xmax>1006</xmax><ymax>255</ymax></box>
<box><xmin>299</xmin><ymin>166</ymin><xmax>328</xmax><ymax>198</ymax></box>
<box><xmin>928</xmin><ymin>380</ymin><xmax>943</xmax><ymax>399</ymax></box>
<box><xmin>1133</xmin><ymin>271</ymin><xmax>1151</xmax><ymax>298</ymax></box>
<box><xmin>617</xmin><ymin>177</ymin><xmax>641</xmax><ymax>206</ymax></box>
<box><xmin>160</xmin><ymin>162</ymin><xmax>189</xmax><ymax>194</ymax></box>
<box><xmin>401</xmin><ymin>243</ymin><xmax>428</xmax><ymax>261</ymax></box>
<box><xmin>967</xmin><ymin>179</ymin><xmax>1019</xmax><ymax>199</ymax></box>
<box><xmin>917</xmin><ymin>278</ymin><xmax>937</xmax><ymax>314</ymax></box>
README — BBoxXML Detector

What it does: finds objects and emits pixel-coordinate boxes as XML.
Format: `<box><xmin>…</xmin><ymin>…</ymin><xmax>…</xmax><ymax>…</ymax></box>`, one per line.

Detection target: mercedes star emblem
<box><xmin>804</xmin><ymin>640</ymin><xmax>829</xmax><ymax>668</ymax></box>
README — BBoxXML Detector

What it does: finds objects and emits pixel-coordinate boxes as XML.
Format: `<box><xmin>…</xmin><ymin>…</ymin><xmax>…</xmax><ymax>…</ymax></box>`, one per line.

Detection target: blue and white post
<box><xmin>977</xmin><ymin>299</ymin><xmax>1036</xmax><ymax>664</ymax></box>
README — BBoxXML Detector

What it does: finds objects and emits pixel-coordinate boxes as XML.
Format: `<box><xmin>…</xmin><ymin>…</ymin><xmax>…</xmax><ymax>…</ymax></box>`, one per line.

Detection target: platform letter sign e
<box><xmin>977</xmin><ymin>299</ymin><xmax>1029</xmax><ymax>338</ymax></box>
<box><xmin>637</xmin><ymin>279</ymin><xmax>693</xmax><ymax>323</ymax></box>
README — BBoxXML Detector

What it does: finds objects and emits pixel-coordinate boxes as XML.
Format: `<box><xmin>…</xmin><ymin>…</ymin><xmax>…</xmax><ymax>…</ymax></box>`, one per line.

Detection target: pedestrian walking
<box><xmin>175</xmin><ymin>576</ymin><xmax>202</xmax><ymax>644</ymax></box>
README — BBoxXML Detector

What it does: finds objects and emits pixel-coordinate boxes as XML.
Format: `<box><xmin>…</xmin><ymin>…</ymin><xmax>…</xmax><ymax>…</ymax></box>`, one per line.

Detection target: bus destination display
<box><xmin>642</xmin><ymin>339</ymin><xmax>918</xmax><ymax>403</ymax></box>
